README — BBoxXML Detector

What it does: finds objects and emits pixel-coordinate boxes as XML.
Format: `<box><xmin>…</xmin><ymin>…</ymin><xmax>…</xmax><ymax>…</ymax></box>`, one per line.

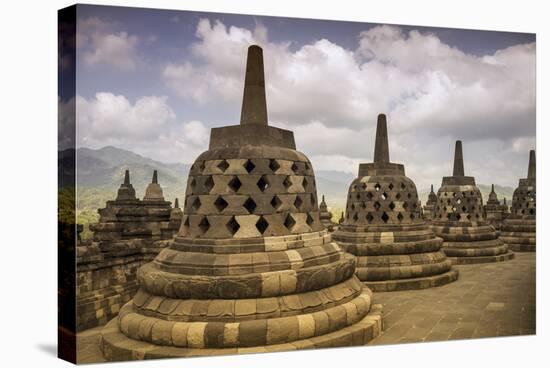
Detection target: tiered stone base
<box><xmin>99</xmin><ymin>295</ymin><xmax>383</xmax><ymax>361</ymax></box>
<box><xmin>364</xmin><ymin>269</ymin><xmax>458</xmax><ymax>292</ymax></box>
<box><xmin>432</xmin><ymin>223</ymin><xmax>515</xmax><ymax>265</ymax></box>
<box><xmin>501</xmin><ymin>218</ymin><xmax>536</xmax><ymax>252</ymax></box>
<box><xmin>335</xmin><ymin>224</ymin><xmax>458</xmax><ymax>291</ymax></box>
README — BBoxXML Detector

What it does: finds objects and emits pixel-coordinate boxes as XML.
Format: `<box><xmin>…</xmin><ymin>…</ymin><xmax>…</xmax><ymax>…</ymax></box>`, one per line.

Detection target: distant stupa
<box><xmin>332</xmin><ymin>114</ymin><xmax>458</xmax><ymax>291</ymax></box>
<box><xmin>423</xmin><ymin>184</ymin><xmax>438</xmax><ymax>222</ymax></box>
<box><xmin>500</xmin><ymin>150</ymin><xmax>536</xmax><ymax>251</ymax></box>
<box><xmin>484</xmin><ymin>184</ymin><xmax>506</xmax><ymax>231</ymax></box>
<box><xmin>431</xmin><ymin>141</ymin><xmax>514</xmax><ymax>264</ymax></box>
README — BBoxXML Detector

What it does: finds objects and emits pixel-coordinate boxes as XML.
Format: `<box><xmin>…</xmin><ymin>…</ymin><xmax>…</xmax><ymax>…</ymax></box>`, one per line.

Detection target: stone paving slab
<box><xmin>370</xmin><ymin>252</ymin><xmax>535</xmax><ymax>345</ymax></box>
<box><xmin>76</xmin><ymin>253</ymin><xmax>535</xmax><ymax>363</ymax></box>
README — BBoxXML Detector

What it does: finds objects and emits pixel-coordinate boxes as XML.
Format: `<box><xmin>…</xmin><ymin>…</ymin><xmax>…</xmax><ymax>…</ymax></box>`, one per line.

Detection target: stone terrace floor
<box><xmin>76</xmin><ymin>252</ymin><xmax>536</xmax><ymax>363</ymax></box>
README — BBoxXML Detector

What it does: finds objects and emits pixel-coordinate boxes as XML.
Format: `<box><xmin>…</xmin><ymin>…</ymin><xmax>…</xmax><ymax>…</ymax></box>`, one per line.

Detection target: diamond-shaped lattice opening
<box><xmin>367</xmin><ymin>192</ymin><xmax>373</xmax><ymax>200</ymax></box>
<box><xmin>397</xmin><ymin>212</ymin><xmax>404</xmax><ymax>221</ymax></box>
<box><xmin>475</xmin><ymin>214</ymin><xmax>480</xmax><ymax>218</ymax></box>
<box><xmin>389</xmin><ymin>183</ymin><xmax>394</xmax><ymax>190</ymax></box>
<box><xmin>351</xmin><ymin>203</ymin><xmax>356</xmax><ymax>210</ymax></box>
<box><xmin>198</xmin><ymin>161</ymin><xmax>205</xmax><ymax>173</ymax></box>
<box><xmin>291</xmin><ymin>162</ymin><xmax>299</xmax><ymax>174</ymax></box>
<box><xmin>401</xmin><ymin>182</ymin><xmax>406</xmax><ymax>190</ymax></box>
<box><xmin>457</xmin><ymin>198</ymin><xmax>462</xmax><ymax>204</ymax></box>
<box><xmin>381</xmin><ymin>192</ymin><xmax>388</xmax><ymax>200</ymax></box>
<box><xmin>447</xmin><ymin>199</ymin><xmax>452</xmax><ymax>205</ymax></box>
<box><xmin>183</xmin><ymin>217</ymin><xmax>190</xmax><ymax>227</ymax></box>
<box><xmin>257</xmin><ymin>176</ymin><xmax>270</xmax><ymax>192</ymax></box>
<box><xmin>214</xmin><ymin>196</ymin><xmax>228</xmax><ymax>212</ymax></box>
<box><xmin>389</xmin><ymin>202</ymin><xmax>396</xmax><ymax>210</ymax></box>
<box><xmin>189</xmin><ymin>178</ymin><xmax>197</xmax><ymax>191</ymax></box>
<box><xmin>302</xmin><ymin>177</ymin><xmax>309</xmax><ymax>189</ymax></box>
<box><xmin>396</xmin><ymin>193</ymin><xmax>401</xmax><ymax>200</ymax></box>
<box><xmin>217</xmin><ymin>159</ymin><xmax>230</xmax><ymax>172</ymax></box>
<box><xmin>283</xmin><ymin>176</ymin><xmax>292</xmax><ymax>189</ymax></box>
<box><xmin>226</xmin><ymin>216</ymin><xmax>240</xmax><ymax>235</ymax></box>
<box><xmin>361</xmin><ymin>182</ymin><xmax>367</xmax><ymax>190</ymax></box>
<box><xmin>453</xmin><ymin>192</ymin><xmax>457</xmax><ymax>198</ymax></box>
<box><xmin>403</xmin><ymin>202</ymin><xmax>409</xmax><ymax>210</ymax></box>
<box><xmin>306</xmin><ymin>213</ymin><xmax>314</xmax><ymax>226</ymax></box>
<box><xmin>294</xmin><ymin>195</ymin><xmax>303</xmax><ymax>210</ymax></box>
<box><xmin>462</xmin><ymin>206</ymin><xmax>467</xmax><ymax>212</ymax></box>
<box><xmin>356</xmin><ymin>193</ymin><xmax>361</xmax><ymax>200</ymax></box>
<box><xmin>407</xmin><ymin>193</ymin><xmax>412</xmax><ymax>198</ymax></box>
<box><xmin>244</xmin><ymin>159</ymin><xmax>256</xmax><ymax>173</ymax></box>
<box><xmin>204</xmin><ymin>176</ymin><xmax>215</xmax><ymax>193</ymax></box>
<box><xmin>374</xmin><ymin>201</ymin><xmax>381</xmax><ymax>210</ymax></box>
<box><xmin>270</xmin><ymin>195</ymin><xmax>282</xmax><ymax>210</ymax></box>
<box><xmin>366</xmin><ymin>213</ymin><xmax>374</xmax><ymax>223</ymax></box>
<box><xmin>470</xmin><ymin>191</ymin><xmax>474</xmax><ymax>195</ymax></box>
<box><xmin>529</xmin><ymin>209</ymin><xmax>535</xmax><ymax>215</ymax></box>
<box><xmin>410</xmin><ymin>213</ymin><xmax>415</xmax><ymax>220</ymax></box>
<box><xmin>361</xmin><ymin>202</ymin><xmax>367</xmax><ymax>209</ymax></box>
<box><xmin>447</xmin><ymin>213</ymin><xmax>452</xmax><ymax>219</ymax></box>
<box><xmin>467</xmin><ymin>214</ymin><xmax>471</xmax><ymax>220</ymax></box>
<box><xmin>310</xmin><ymin>194</ymin><xmax>316</xmax><ymax>206</ymax></box>
<box><xmin>456</xmin><ymin>213</ymin><xmax>462</xmax><ymax>221</ymax></box>
<box><xmin>243</xmin><ymin>197</ymin><xmax>257</xmax><ymax>213</ymax></box>
<box><xmin>353</xmin><ymin>213</ymin><xmax>359</xmax><ymax>221</ymax></box>
<box><xmin>198</xmin><ymin>217</ymin><xmax>210</xmax><ymax>234</ymax></box>
<box><xmin>268</xmin><ymin>159</ymin><xmax>280</xmax><ymax>173</ymax></box>
<box><xmin>192</xmin><ymin>197</ymin><xmax>201</xmax><ymax>211</ymax></box>
<box><xmin>228</xmin><ymin>176</ymin><xmax>242</xmax><ymax>192</ymax></box>
<box><xmin>413</xmin><ymin>203</ymin><xmax>418</xmax><ymax>209</ymax></box>
<box><xmin>374</xmin><ymin>183</ymin><xmax>381</xmax><ymax>191</ymax></box>
<box><xmin>284</xmin><ymin>214</ymin><xmax>296</xmax><ymax>230</ymax></box>
<box><xmin>381</xmin><ymin>212</ymin><xmax>389</xmax><ymax>223</ymax></box>
<box><xmin>256</xmin><ymin>216</ymin><xmax>269</xmax><ymax>234</ymax></box>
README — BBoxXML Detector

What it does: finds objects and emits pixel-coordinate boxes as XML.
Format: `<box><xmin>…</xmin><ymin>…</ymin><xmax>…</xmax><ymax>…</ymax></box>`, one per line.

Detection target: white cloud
<box><xmin>160</xmin><ymin>20</ymin><xmax>535</xmax><ymax>188</ymax></box>
<box><xmin>75</xmin><ymin>92</ymin><xmax>208</xmax><ymax>163</ymax></box>
<box><xmin>77</xmin><ymin>17</ymin><xmax>139</xmax><ymax>71</ymax></box>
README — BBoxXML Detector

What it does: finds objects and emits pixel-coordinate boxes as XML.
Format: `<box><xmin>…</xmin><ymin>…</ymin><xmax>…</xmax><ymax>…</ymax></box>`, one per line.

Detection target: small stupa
<box><xmin>319</xmin><ymin>195</ymin><xmax>336</xmax><ymax>231</ymax></box>
<box><xmin>431</xmin><ymin>141</ymin><xmax>514</xmax><ymax>264</ymax></box>
<box><xmin>332</xmin><ymin>114</ymin><xmax>458</xmax><ymax>291</ymax></box>
<box><xmin>500</xmin><ymin>150</ymin><xmax>536</xmax><ymax>251</ymax></box>
<box><xmin>100</xmin><ymin>45</ymin><xmax>382</xmax><ymax>360</ymax></box>
<box><xmin>423</xmin><ymin>184</ymin><xmax>438</xmax><ymax>222</ymax></box>
<box><xmin>484</xmin><ymin>184</ymin><xmax>505</xmax><ymax>231</ymax></box>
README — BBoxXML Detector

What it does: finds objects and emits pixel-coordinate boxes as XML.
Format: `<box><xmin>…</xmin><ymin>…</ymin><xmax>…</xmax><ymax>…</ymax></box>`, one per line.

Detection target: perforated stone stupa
<box><xmin>484</xmin><ymin>184</ymin><xmax>505</xmax><ymax>231</ymax></box>
<box><xmin>100</xmin><ymin>45</ymin><xmax>382</xmax><ymax>360</ymax></box>
<box><xmin>431</xmin><ymin>141</ymin><xmax>514</xmax><ymax>264</ymax></box>
<box><xmin>332</xmin><ymin>114</ymin><xmax>458</xmax><ymax>291</ymax></box>
<box><xmin>501</xmin><ymin>150</ymin><xmax>536</xmax><ymax>252</ymax></box>
<box><xmin>423</xmin><ymin>184</ymin><xmax>438</xmax><ymax>222</ymax></box>
<box><xmin>319</xmin><ymin>195</ymin><xmax>336</xmax><ymax>231</ymax></box>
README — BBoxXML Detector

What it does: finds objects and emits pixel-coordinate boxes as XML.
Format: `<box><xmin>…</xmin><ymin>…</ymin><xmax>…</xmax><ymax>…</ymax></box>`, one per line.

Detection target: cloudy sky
<box><xmin>62</xmin><ymin>4</ymin><xmax>536</xmax><ymax>190</ymax></box>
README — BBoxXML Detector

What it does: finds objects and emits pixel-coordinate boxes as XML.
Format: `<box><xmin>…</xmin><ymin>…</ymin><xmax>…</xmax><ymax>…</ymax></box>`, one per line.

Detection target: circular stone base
<box><xmin>447</xmin><ymin>251</ymin><xmax>515</xmax><ymax>265</ymax></box>
<box><xmin>508</xmin><ymin>244</ymin><xmax>536</xmax><ymax>252</ymax></box>
<box><xmin>362</xmin><ymin>269</ymin><xmax>459</xmax><ymax>292</ymax></box>
<box><xmin>100</xmin><ymin>304</ymin><xmax>383</xmax><ymax>361</ymax></box>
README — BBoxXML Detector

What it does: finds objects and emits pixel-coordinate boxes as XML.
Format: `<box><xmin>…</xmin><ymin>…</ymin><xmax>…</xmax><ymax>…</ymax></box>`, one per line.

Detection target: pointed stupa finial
<box><xmin>174</xmin><ymin>198</ymin><xmax>179</xmax><ymax>208</ymax></box>
<box><xmin>240</xmin><ymin>45</ymin><xmax>268</xmax><ymax>126</ymax></box>
<box><xmin>430</xmin><ymin>184</ymin><xmax>434</xmax><ymax>193</ymax></box>
<box><xmin>452</xmin><ymin>140</ymin><xmax>465</xmax><ymax>176</ymax></box>
<box><xmin>322</xmin><ymin>195</ymin><xmax>326</xmax><ymax>203</ymax></box>
<box><xmin>373</xmin><ymin>114</ymin><xmax>390</xmax><ymax>163</ymax></box>
<box><xmin>123</xmin><ymin>170</ymin><xmax>130</xmax><ymax>185</ymax></box>
<box><xmin>491</xmin><ymin>184</ymin><xmax>495</xmax><ymax>193</ymax></box>
<box><xmin>504</xmin><ymin>197</ymin><xmax>507</xmax><ymax>205</ymax></box>
<box><xmin>152</xmin><ymin>170</ymin><xmax>158</xmax><ymax>184</ymax></box>
<box><xmin>527</xmin><ymin>149</ymin><xmax>535</xmax><ymax>179</ymax></box>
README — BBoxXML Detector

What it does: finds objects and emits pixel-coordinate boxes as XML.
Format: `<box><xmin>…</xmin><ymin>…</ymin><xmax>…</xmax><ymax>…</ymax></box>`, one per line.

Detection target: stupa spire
<box><xmin>430</xmin><ymin>184</ymin><xmax>434</xmax><ymax>193</ymax></box>
<box><xmin>373</xmin><ymin>114</ymin><xmax>390</xmax><ymax>163</ymax></box>
<box><xmin>491</xmin><ymin>184</ymin><xmax>495</xmax><ymax>193</ymax></box>
<box><xmin>152</xmin><ymin>170</ymin><xmax>158</xmax><ymax>184</ymax></box>
<box><xmin>527</xmin><ymin>150</ymin><xmax>536</xmax><ymax>179</ymax></box>
<box><xmin>174</xmin><ymin>198</ymin><xmax>179</xmax><ymax>208</ymax></box>
<box><xmin>452</xmin><ymin>140</ymin><xmax>464</xmax><ymax>176</ymax></box>
<box><xmin>240</xmin><ymin>45</ymin><xmax>268</xmax><ymax>126</ymax></box>
<box><xmin>123</xmin><ymin>170</ymin><xmax>130</xmax><ymax>185</ymax></box>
